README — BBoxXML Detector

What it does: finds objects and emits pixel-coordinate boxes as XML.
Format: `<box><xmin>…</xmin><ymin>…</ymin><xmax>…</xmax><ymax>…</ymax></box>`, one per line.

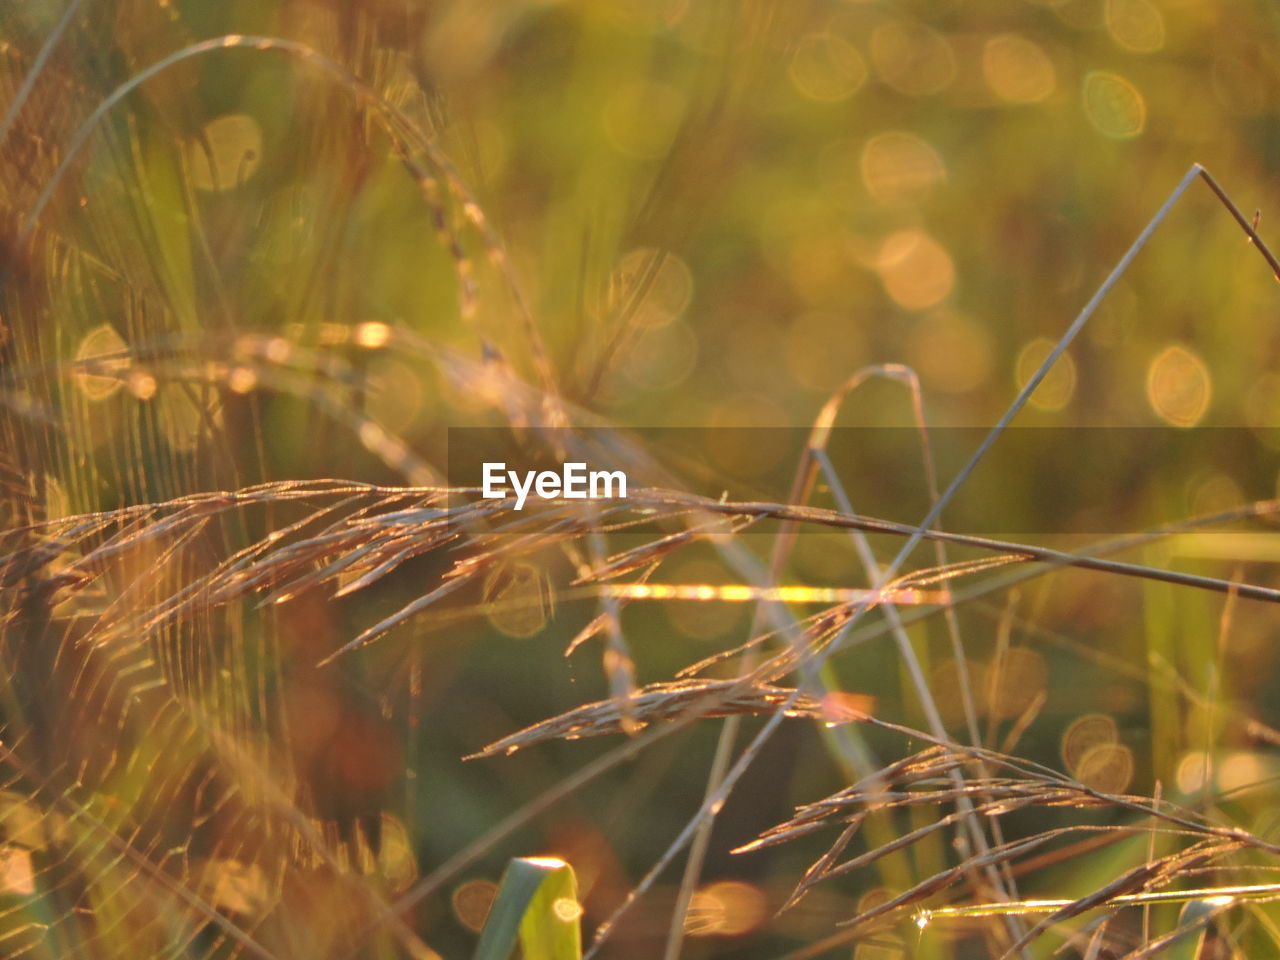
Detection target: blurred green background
<box><xmin>6</xmin><ymin>0</ymin><xmax>1280</xmax><ymax>957</ymax></box>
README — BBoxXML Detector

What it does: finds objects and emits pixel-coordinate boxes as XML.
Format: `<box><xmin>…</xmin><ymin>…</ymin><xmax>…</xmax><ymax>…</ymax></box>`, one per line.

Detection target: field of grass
<box><xmin>5</xmin><ymin>2</ymin><xmax>1280</xmax><ymax>958</ymax></box>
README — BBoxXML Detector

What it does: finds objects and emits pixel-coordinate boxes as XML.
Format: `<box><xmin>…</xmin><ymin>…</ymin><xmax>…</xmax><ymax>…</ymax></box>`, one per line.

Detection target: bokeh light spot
<box><xmin>789</xmin><ymin>32</ymin><xmax>868</xmax><ymax>102</ymax></box>
<box><xmin>1061</xmin><ymin>713</ymin><xmax>1119</xmax><ymax>774</ymax></box>
<box><xmin>907</xmin><ymin>310</ymin><xmax>995</xmax><ymax>394</ymax></box>
<box><xmin>186</xmin><ymin>114</ymin><xmax>263</xmax><ymax>192</ymax></box>
<box><xmin>451</xmin><ymin>879</ymin><xmax>497</xmax><ymax>932</ymax></box>
<box><xmin>875</xmin><ymin>230</ymin><xmax>955</xmax><ymax>310</ymax></box>
<box><xmin>1176</xmin><ymin>750</ymin><xmax>1212</xmax><ymax>795</ymax></box>
<box><xmin>1147</xmin><ymin>344</ymin><xmax>1211</xmax><ymax>426</ymax></box>
<box><xmin>860</xmin><ymin>131</ymin><xmax>946</xmax><ymax>203</ymax></box>
<box><xmin>226</xmin><ymin>367</ymin><xmax>257</xmax><ymax>394</ymax></box>
<box><xmin>870</xmin><ymin>21</ymin><xmax>956</xmax><ymax>97</ymax></box>
<box><xmin>355</xmin><ymin>322</ymin><xmax>391</xmax><ymax>349</ymax></box>
<box><xmin>1074</xmin><ymin>742</ymin><xmax>1134</xmax><ymax>792</ymax></box>
<box><xmin>1217</xmin><ymin>751</ymin><xmax>1268</xmax><ymax>795</ymax></box>
<box><xmin>73</xmin><ymin>324</ymin><xmax>130</xmax><ymax>400</ymax></box>
<box><xmin>1105</xmin><ymin>0</ymin><xmax>1165</xmax><ymax>53</ymax></box>
<box><xmin>1015</xmin><ymin>337</ymin><xmax>1076</xmax><ymax>412</ymax></box>
<box><xmin>982</xmin><ymin>34</ymin><xmax>1056</xmax><ymax>103</ymax></box>
<box><xmin>1082</xmin><ymin>71</ymin><xmax>1146</xmax><ymax>138</ymax></box>
<box><xmin>986</xmin><ymin>647</ymin><xmax>1047</xmax><ymax>720</ymax></box>
<box><xmin>552</xmin><ymin>897</ymin><xmax>584</xmax><ymax>922</ymax></box>
<box><xmin>128</xmin><ymin>370</ymin><xmax>158</xmax><ymax>400</ymax></box>
<box><xmin>609</xmin><ymin>248</ymin><xmax>694</xmax><ymax>328</ymax></box>
<box><xmin>482</xmin><ymin>562</ymin><xmax>554</xmax><ymax>638</ymax></box>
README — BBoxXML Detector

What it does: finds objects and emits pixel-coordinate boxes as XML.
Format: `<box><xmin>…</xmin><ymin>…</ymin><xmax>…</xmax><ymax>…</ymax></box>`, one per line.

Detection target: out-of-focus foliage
<box><xmin>4</xmin><ymin>1</ymin><xmax>1280</xmax><ymax>958</ymax></box>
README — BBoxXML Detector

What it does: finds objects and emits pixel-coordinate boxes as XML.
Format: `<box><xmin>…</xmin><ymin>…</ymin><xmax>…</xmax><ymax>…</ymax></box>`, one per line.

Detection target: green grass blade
<box><xmin>472</xmin><ymin>857</ymin><xmax>582</xmax><ymax>960</ymax></box>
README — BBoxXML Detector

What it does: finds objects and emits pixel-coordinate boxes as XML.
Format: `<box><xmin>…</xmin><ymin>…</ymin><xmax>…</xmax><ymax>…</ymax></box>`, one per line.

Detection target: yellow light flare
<box><xmin>451</xmin><ymin>879</ymin><xmax>498</xmax><ymax>932</ymax></box>
<box><xmin>355</xmin><ymin>321</ymin><xmax>392</xmax><ymax>349</ymax></box>
<box><xmin>552</xmin><ymin>897</ymin><xmax>584</xmax><ymax>922</ymax></box>
<box><xmin>860</xmin><ymin>131</ymin><xmax>946</xmax><ymax>204</ymax></box>
<box><xmin>1217</xmin><ymin>750</ymin><xmax>1270</xmax><ymax>795</ymax></box>
<box><xmin>482</xmin><ymin>562</ymin><xmax>555</xmax><ymax>638</ymax></box>
<box><xmin>789</xmin><ymin>31</ymin><xmax>867</xmax><ymax>102</ymax></box>
<box><xmin>227</xmin><ymin>366</ymin><xmax>258</xmax><ymax>394</ymax></box>
<box><xmin>610</xmin><ymin>248</ymin><xmax>694</xmax><ymax>329</ymax></box>
<box><xmin>128</xmin><ymin>370</ymin><xmax>158</xmax><ymax>400</ymax></box>
<box><xmin>1061</xmin><ymin>713</ymin><xmax>1119</xmax><ymax>775</ymax></box>
<box><xmin>1147</xmin><ymin>343</ymin><xmax>1211</xmax><ymax>426</ymax></box>
<box><xmin>263</xmin><ymin>336</ymin><xmax>292</xmax><ymax>363</ymax></box>
<box><xmin>875</xmin><ymin>230</ymin><xmax>955</xmax><ymax>311</ymax></box>
<box><xmin>1082</xmin><ymin>71</ymin><xmax>1146</xmax><ymax>138</ymax></box>
<box><xmin>1075</xmin><ymin>741</ymin><xmax>1134</xmax><ymax>793</ymax></box>
<box><xmin>523</xmin><ymin>856</ymin><xmax>569</xmax><ymax>869</ymax></box>
<box><xmin>1015</xmin><ymin>337</ymin><xmax>1076</xmax><ymax>411</ymax></box>
<box><xmin>600</xmin><ymin>583</ymin><xmax>948</xmax><ymax>605</ymax></box>
<box><xmin>907</xmin><ymin>309</ymin><xmax>994</xmax><ymax>394</ymax></box>
<box><xmin>1176</xmin><ymin>749</ymin><xmax>1212</xmax><ymax>795</ymax></box>
<box><xmin>1105</xmin><ymin>0</ymin><xmax>1165</xmax><ymax>53</ymax></box>
<box><xmin>983</xmin><ymin>34</ymin><xmax>1056</xmax><ymax>104</ymax></box>
<box><xmin>72</xmin><ymin>323</ymin><xmax>130</xmax><ymax>400</ymax></box>
<box><xmin>821</xmin><ymin>691</ymin><xmax>877</xmax><ymax>722</ymax></box>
